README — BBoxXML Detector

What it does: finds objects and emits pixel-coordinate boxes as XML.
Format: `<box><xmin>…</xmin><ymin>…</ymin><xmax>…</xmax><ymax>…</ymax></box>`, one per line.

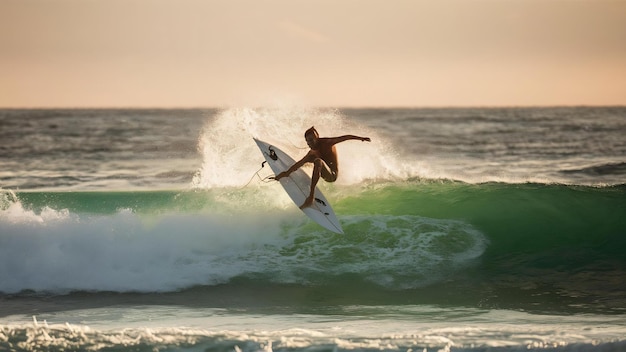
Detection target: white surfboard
<box><xmin>253</xmin><ymin>138</ymin><xmax>344</xmax><ymax>234</ymax></box>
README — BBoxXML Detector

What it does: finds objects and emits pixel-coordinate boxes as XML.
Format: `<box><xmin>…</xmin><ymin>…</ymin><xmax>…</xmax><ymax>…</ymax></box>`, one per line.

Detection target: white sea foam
<box><xmin>0</xmin><ymin>200</ymin><xmax>289</xmax><ymax>293</ymax></box>
<box><xmin>278</xmin><ymin>215</ymin><xmax>488</xmax><ymax>288</ymax></box>
<box><xmin>0</xmin><ymin>191</ymin><xmax>486</xmax><ymax>293</ymax></box>
<box><xmin>1</xmin><ymin>307</ymin><xmax>625</xmax><ymax>352</ymax></box>
<box><xmin>0</xmin><ymin>190</ymin><xmax>73</xmax><ymax>224</ymax></box>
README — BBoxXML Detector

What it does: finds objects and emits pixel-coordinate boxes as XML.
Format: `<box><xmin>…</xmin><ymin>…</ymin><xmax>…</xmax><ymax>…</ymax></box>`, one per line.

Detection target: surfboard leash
<box><xmin>239</xmin><ymin>160</ymin><xmax>275</xmax><ymax>189</ymax></box>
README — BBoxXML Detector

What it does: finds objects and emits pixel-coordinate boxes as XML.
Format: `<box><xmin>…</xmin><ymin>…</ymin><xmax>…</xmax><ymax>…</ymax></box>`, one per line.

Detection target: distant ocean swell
<box><xmin>2</xmin><ymin>181</ymin><xmax>624</xmax><ymax>313</ymax></box>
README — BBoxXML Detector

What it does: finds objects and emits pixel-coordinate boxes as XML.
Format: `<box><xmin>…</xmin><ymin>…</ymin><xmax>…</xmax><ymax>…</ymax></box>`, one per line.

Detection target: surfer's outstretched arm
<box><xmin>326</xmin><ymin>135</ymin><xmax>371</xmax><ymax>145</ymax></box>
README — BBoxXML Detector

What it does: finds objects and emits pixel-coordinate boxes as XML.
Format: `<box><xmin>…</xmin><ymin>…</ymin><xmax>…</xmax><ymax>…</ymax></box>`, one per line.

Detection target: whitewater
<box><xmin>1</xmin><ymin>107</ymin><xmax>625</xmax><ymax>351</ymax></box>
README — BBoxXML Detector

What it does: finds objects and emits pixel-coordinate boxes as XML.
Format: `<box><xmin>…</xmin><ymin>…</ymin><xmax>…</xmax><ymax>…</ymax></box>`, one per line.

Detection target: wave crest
<box><xmin>191</xmin><ymin>107</ymin><xmax>421</xmax><ymax>189</ymax></box>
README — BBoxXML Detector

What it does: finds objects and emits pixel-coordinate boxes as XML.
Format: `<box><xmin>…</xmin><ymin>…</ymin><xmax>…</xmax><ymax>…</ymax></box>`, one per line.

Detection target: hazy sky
<box><xmin>1</xmin><ymin>0</ymin><xmax>625</xmax><ymax>107</ymax></box>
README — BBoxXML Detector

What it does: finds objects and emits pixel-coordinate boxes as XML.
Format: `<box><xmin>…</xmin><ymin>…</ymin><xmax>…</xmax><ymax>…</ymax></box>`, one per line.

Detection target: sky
<box><xmin>1</xmin><ymin>0</ymin><xmax>625</xmax><ymax>108</ymax></box>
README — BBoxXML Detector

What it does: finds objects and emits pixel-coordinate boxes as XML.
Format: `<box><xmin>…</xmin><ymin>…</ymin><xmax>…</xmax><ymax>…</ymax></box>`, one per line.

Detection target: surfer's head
<box><xmin>305</xmin><ymin>126</ymin><xmax>319</xmax><ymax>148</ymax></box>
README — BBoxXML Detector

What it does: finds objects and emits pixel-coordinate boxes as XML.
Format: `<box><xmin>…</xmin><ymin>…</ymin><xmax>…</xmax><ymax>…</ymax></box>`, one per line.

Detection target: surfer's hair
<box><xmin>305</xmin><ymin>126</ymin><xmax>318</xmax><ymax>138</ymax></box>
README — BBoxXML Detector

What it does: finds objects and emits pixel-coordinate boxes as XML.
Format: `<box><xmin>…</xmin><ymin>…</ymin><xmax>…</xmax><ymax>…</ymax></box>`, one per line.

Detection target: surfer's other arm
<box><xmin>271</xmin><ymin>154</ymin><xmax>313</xmax><ymax>181</ymax></box>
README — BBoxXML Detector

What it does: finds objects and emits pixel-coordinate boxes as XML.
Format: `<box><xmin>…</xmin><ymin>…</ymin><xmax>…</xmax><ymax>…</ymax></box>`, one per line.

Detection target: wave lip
<box><xmin>192</xmin><ymin>107</ymin><xmax>423</xmax><ymax>190</ymax></box>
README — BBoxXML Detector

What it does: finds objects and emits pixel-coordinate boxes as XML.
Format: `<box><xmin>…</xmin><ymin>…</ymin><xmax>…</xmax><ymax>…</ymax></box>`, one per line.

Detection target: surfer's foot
<box><xmin>299</xmin><ymin>196</ymin><xmax>314</xmax><ymax>209</ymax></box>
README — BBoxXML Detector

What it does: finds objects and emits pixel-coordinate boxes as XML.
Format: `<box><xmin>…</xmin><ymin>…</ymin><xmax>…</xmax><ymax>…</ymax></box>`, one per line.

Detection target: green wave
<box><xmin>10</xmin><ymin>180</ymin><xmax>626</xmax><ymax>260</ymax></box>
<box><xmin>4</xmin><ymin>181</ymin><xmax>625</xmax><ymax>313</ymax></box>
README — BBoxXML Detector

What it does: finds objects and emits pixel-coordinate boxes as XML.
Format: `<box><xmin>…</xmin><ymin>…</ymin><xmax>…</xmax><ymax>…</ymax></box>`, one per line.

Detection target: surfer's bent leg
<box><xmin>300</xmin><ymin>158</ymin><xmax>324</xmax><ymax>209</ymax></box>
<box><xmin>320</xmin><ymin>163</ymin><xmax>338</xmax><ymax>183</ymax></box>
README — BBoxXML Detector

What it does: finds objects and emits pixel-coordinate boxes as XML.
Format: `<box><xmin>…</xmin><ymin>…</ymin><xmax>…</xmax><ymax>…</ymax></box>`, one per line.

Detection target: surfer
<box><xmin>271</xmin><ymin>126</ymin><xmax>371</xmax><ymax>209</ymax></box>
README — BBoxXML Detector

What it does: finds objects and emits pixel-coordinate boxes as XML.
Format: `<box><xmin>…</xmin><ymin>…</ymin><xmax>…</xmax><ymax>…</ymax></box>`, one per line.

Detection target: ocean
<box><xmin>1</xmin><ymin>107</ymin><xmax>625</xmax><ymax>351</ymax></box>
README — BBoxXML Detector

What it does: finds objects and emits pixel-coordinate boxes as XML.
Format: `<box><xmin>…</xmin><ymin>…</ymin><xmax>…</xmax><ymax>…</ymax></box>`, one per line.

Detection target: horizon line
<box><xmin>1</xmin><ymin>104</ymin><xmax>625</xmax><ymax>110</ymax></box>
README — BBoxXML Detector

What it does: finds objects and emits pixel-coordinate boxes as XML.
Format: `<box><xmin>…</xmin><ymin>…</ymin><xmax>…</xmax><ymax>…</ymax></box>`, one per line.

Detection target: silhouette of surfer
<box><xmin>271</xmin><ymin>126</ymin><xmax>371</xmax><ymax>209</ymax></box>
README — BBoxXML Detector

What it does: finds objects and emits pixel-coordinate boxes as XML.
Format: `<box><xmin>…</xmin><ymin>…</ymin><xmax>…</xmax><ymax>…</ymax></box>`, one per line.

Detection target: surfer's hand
<box><xmin>271</xmin><ymin>171</ymin><xmax>287</xmax><ymax>181</ymax></box>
